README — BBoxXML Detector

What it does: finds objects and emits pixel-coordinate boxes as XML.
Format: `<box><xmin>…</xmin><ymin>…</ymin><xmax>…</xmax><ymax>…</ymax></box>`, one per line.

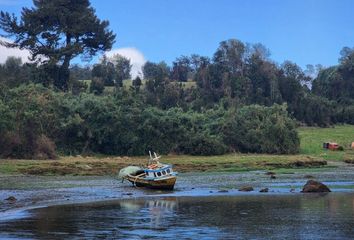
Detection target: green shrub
<box><xmin>223</xmin><ymin>104</ymin><xmax>300</xmax><ymax>154</ymax></box>
<box><xmin>180</xmin><ymin>133</ymin><xmax>228</xmax><ymax>155</ymax></box>
<box><xmin>0</xmin><ymin>84</ymin><xmax>301</xmax><ymax>158</ymax></box>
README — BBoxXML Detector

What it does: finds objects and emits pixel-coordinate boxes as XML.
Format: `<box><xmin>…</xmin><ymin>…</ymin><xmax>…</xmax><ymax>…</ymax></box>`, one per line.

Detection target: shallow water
<box><xmin>1</xmin><ymin>193</ymin><xmax>353</xmax><ymax>239</ymax></box>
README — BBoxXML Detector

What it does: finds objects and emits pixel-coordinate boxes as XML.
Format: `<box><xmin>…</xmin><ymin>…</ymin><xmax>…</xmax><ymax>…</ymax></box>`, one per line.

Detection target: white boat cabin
<box><xmin>144</xmin><ymin>165</ymin><xmax>175</xmax><ymax>179</ymax></box>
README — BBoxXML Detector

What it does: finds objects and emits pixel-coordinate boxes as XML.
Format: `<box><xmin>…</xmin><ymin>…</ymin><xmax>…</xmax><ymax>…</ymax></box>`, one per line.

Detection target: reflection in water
<box><xmin>120</xmin><ymin>198</ymin><xmax>177</xmax><ymax>228</ymax></box>
<box><xmin>1</xmin><ymin>193</ymin><xmax>354</xmax><ymax>239</ymax></box>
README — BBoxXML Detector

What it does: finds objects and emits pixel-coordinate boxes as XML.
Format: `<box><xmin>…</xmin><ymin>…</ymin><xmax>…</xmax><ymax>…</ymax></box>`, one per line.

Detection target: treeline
<box><xmin>1</xmin><ymin>39</ymin><xmax>353</xmax><ymax>158</ymax></box>
<box><xmin>1</xmin><ymin>41</ymin><xmax>353</xmax><ymax>129</ymax></box>
<box><xmin>86</xmin><ymin>39</ymin><xmax>354</xmax><ymax>127</ymax></box>
<box><xmin>0</xmin><ymin>85</ymin><xmax>299</xmax><ymax>158</ymax></box>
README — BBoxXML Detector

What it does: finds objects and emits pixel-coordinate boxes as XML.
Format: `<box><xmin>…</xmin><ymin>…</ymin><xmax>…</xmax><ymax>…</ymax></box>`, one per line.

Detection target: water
<box><xmin>1</xmin><ymin>193</ymin><xmax>353</xmax><ymax>239</ymax></box>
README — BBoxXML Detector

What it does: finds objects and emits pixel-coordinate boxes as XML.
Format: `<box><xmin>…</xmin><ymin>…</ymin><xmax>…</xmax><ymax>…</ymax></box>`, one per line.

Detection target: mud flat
<box><xmin>1</xmin><ymin>161</ymin><xmax>354</xmax><ymax>214</ymax></box>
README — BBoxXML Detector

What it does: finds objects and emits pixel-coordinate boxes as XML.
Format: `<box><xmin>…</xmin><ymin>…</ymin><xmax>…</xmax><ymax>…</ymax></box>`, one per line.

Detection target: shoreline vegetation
<box><xmin>0</xmin><ymin>1</ymin><xmax>353</xmax><ymax>178</ymax></box>
<box><xmin>1</xmin><ymin>125</ymin><xmax>353</xmax><ymax>176</ymax></box>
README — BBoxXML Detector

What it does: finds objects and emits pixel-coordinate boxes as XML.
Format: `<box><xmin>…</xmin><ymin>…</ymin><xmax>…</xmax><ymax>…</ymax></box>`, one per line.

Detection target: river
<box><xmin>1</xmin><ymin>193</ymin><xmax>353</xmax><ymax>239</ymax></box>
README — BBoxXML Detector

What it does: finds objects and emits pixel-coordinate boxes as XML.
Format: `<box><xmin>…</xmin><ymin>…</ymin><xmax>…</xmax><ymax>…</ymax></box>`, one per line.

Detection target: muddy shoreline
<box><xmin>1</xmin><ymin>161</ymin><xmax>354</xmax><ymax>217</ymax></box>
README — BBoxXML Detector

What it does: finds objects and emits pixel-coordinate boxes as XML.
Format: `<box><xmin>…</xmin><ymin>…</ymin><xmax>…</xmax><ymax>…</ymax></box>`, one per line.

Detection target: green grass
<box><xmin>0</xmin><ymin>163</ymin><xmax>18</xmax><ymax>174</ymax></box>
<box><xmin>299</xmin><ymin>125</ymin><xmax>354</xmax><ymax>161</ymax></box>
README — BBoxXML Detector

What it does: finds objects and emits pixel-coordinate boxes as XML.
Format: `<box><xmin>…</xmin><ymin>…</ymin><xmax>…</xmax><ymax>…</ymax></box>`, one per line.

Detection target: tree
<box><xmin>70</xmin><ymin>64</ymin><xmax>92</xmax><ymax>81</ymax></box>
<box><xmin>90</xmin><ymin>77</ymin><xmax>105</xmax><ymax>95</ymax></box>
<box><xmin>131</xmin><ymin>76</ymin><xmax>142</xmax><ymax>92</ymax></box>
<box><xmin>143</xmin><ymin>61</ymin><xmax>170</xmax><ymax>93</ymax></box>
<box><xmin>171</xmin><ymin>56</ymin><xmax>191</xmax><ymax>82</ymax></box>
<box><xmin>0</xmin><ymin>0</ymin><xmax>116</xmax><ymax>91</ymax></box>
<box><xmin>92</xmin><ymin>56</ymin><xmax>116</xmax><ymax>86</ymax></box>
<box><xmin>111</xmin><ymin>54</ymin><xmax>131</xmax><ymax>88</ymax></box>
<box><xmin>279</xmin><ymin>61</ymin><xmax>305</xmax><ymax>102</ymax></box>
<box><xmin>312</xmin><ymin>47</ymin><xmax>354</xmax><ymax>102</ymax></box>
<box><xmin>143</xmin><ymin>61</ymin><xmax>170</xmax><ymax>81</ymax></box>
<box><xmin>213</xmin><ymin>39</ymin><xmax>248</xmax><ymax>76</ymax></box>
<box><xmin>0</xmin><ymin>57</ymin><xmax>30</xmax><ymax>88</ymax></box>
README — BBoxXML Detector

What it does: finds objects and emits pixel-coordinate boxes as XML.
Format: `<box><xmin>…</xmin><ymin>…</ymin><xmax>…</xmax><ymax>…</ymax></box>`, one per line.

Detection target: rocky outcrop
<box><xmin>301</xmin><ymin>180</ymin><xmax>331</xmax><ymax>193</ymax></box>
<box><xmin>259</xmin><ymin>188</ymin><xmax>269</xmax><ymax>193</ymax></box>
<box><xmin>218</xmin><ymin>189</ymin><xmax>229</xmax><ymax>193</ymax></box>
<box><xmin>5</xmin><ymin>196</ymin><xmax>17</xmax><ymax>201</ymax></box>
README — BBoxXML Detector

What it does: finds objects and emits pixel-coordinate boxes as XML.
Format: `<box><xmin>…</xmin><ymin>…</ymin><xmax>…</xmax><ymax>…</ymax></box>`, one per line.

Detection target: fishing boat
<box><xmin>119</xmin><ymin>152</ymin><xmax>178</xmax><ymax>190</ymax></box>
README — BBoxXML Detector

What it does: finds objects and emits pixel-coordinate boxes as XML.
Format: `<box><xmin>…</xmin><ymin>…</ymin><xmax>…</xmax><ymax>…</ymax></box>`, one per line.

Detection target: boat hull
<box><xmin>126</xmin><ymin>175</ymin><xmax>177</xmax><ymax>190</ymax></box>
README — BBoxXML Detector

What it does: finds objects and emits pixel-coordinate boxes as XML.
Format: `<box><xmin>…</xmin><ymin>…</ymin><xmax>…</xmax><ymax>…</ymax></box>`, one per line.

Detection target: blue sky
<box><xmin>1</xmin><ymin>0</ymin><xmax>354</xmax><ymax>69</ymax></box>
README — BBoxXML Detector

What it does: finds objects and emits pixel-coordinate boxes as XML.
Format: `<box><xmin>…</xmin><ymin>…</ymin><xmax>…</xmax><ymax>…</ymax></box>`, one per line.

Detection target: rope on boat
<box><xmin>132</xmin><ymin>173</ymin><xmax>145</xmax><ymax>188</ymax></box>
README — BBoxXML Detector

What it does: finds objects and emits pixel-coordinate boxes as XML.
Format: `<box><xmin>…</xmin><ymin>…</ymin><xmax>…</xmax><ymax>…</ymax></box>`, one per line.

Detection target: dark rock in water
<box><xmin>218</xmin><ymin>189</ymin><xmax>229</xmax><ymax>193</ymax></box>
<box><xmin>344</xmin><ymin>159</ymin><xmax>354</xmax><ymax>164</ymax></box>
<box><xmin>209</xmin><ymin>191</ymin><xmax>213</xmax><ymax>193</ymax></box>
<box><xmin>301</xmin><ymin>180</ymin><xmax>331</xmax><ymax>193</ymax></box>
<box><xmin>265</xmin><ymin>171</ymin><xmax>275</xmax><ymax>175</ymax></box>
<box><xmin>123</xmin><ymin>192</ymin><xmax>133</xmax><ymax>196</ymax></box>
<box><xmin>290</xmin><ymin>188</ymin><xmax>296</xmax><ymax>193</ymax></box>
<box><xmin>270</xmin><ymin>175</ymin><xmax>276</xmax><ymax>179</ymax></box>
<box><xmin>259</xmin><ymin>188</ymin><xmax>269</xmax><ymax>193</ymax></box>
<box><xmin>5</xmin><ymin>196</ymin><xmax>17</xmax><ymax>201</ymax></box>
<box><xmin>238</xmin><ymin>186</ymin><xmax>254</xmax><ymax>192</ymax></box>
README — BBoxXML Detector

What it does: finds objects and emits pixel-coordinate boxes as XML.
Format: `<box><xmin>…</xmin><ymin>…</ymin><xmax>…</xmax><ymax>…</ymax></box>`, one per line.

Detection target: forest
<box><xmin>0</xmin><ymin>0</ymin><xmax>353</xmax><ymax>159</ymax></box>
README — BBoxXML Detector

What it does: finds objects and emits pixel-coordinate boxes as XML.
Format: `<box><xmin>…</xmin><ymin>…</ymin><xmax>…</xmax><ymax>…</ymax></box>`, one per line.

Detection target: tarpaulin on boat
<box><xmin>118</xmin><ymin>166</ymin><xmax>142</xmax><ymax>178</ymax></box>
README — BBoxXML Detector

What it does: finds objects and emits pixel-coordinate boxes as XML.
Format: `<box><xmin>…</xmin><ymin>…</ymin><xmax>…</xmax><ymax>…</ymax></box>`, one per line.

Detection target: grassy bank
<box><xmin>299</xmin><ymin>125</ymin><xmax>354</xmax><ymax>161</ymax></box>
<box><xmin>0</xmin><ymin>154</ymin><xmax>327</xmax><ymax>176</ymax></box>
<box><xmin>0</xmin><ymin>125</ymin><xmax>353</xmax><ymax>176</ymax></box>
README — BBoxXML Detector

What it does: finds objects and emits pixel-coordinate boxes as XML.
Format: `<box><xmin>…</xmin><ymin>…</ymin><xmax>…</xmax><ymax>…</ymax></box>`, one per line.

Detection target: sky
<box><xmin>1</xmin><ymin>0</ymin><xmax>354</xmax><ymax>76</ymax></box>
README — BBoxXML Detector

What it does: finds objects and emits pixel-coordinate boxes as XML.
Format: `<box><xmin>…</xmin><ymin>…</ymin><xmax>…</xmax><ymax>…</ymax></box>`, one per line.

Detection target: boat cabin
<box><xmin>144</xmin><ymin>165</ymin><xmax>174</xmax><ymax>179</ymax></box>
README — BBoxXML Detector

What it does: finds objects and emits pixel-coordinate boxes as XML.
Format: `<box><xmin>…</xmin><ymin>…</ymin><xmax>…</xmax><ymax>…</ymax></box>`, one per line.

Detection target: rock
<box><xmin>290</xmin><ymin>188</ymin><xmax>295</xmax><ymax>193</ymax></box>
<box><xmin>123</xmin><ymin>192</ymin><xmax>133</xmax><ymax>196</ymax></box>
<box><xmin>259</xmin><ymin>188</ymin><xmax>269</xmax><ymax>193</ymax></box>
<box><xmin>5</xmin><ymin>196</ymin><xmax>17</xmax><ymax>201</ymax></box>
<box><xmin>344</xmin><ymin>160</ymin><xmax>354</xmax><ymax>164</ymax></box>
<box><xmin>301</xmin><ymin>180</ymin><xmax>331</xmax><ymax>193</ymax></box>
<box><xmin>209</xmin><ymin>191</ymin><xmax>213</xmax><ymax>193</ymax></box>
<box><xmin>270</xmin><ymin>175</ymin><xmax>276</xmax><ymax>179</ymax></box>
<box><xmin>218</xmin><ymin>189</ymin><xmax>229</xmax><ymax>193</ymax></box>
<box><xmin>238</xmin><ymin>186</ymin><xmax>254</xmax><ymax>192</ymax></box>
<box><xmin>265</xmin><ymin>171</ymin><xmax>275</xmax><ymax>175</ymax></box>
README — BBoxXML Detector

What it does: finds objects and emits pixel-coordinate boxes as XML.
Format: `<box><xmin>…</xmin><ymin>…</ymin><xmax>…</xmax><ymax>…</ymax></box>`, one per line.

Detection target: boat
<box><xmin>119</xmin><ymin>151</ymin><xmax>178</xmax><ymax>190</ymax></box>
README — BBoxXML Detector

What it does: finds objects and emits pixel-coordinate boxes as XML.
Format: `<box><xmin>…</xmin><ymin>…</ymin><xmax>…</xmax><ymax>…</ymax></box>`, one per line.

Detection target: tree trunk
<box><xmin>57</xmin><ymin>56</ymin><xmax>71</xmax><ymax>91</ymax></box>
<box><xmin>54</xmin><ymin>34</ymin><xmax>72</xmax><ymax>91</ymax></box>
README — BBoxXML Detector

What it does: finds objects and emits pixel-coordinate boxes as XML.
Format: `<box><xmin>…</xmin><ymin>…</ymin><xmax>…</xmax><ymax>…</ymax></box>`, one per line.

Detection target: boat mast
<box><xmin>148</xmin><ymin>151</ymin><xmax>161</xmax><ymax>165</ymax></box>
<box><xmin>149</xmin><ymin>151</ymin><xmax>153</xmax><ymax>165</ymax></box>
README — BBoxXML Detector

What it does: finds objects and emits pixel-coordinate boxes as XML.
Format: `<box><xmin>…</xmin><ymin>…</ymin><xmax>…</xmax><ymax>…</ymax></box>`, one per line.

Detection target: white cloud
<box><xmin>105</xmin><ymin>47</ymin><xmax>146</xmax><ymax>78</ymax></box>
<box><xmin>0</xmin><ymin>37</ymin><xmax>31</xmax><ymax>64</ymax></box>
